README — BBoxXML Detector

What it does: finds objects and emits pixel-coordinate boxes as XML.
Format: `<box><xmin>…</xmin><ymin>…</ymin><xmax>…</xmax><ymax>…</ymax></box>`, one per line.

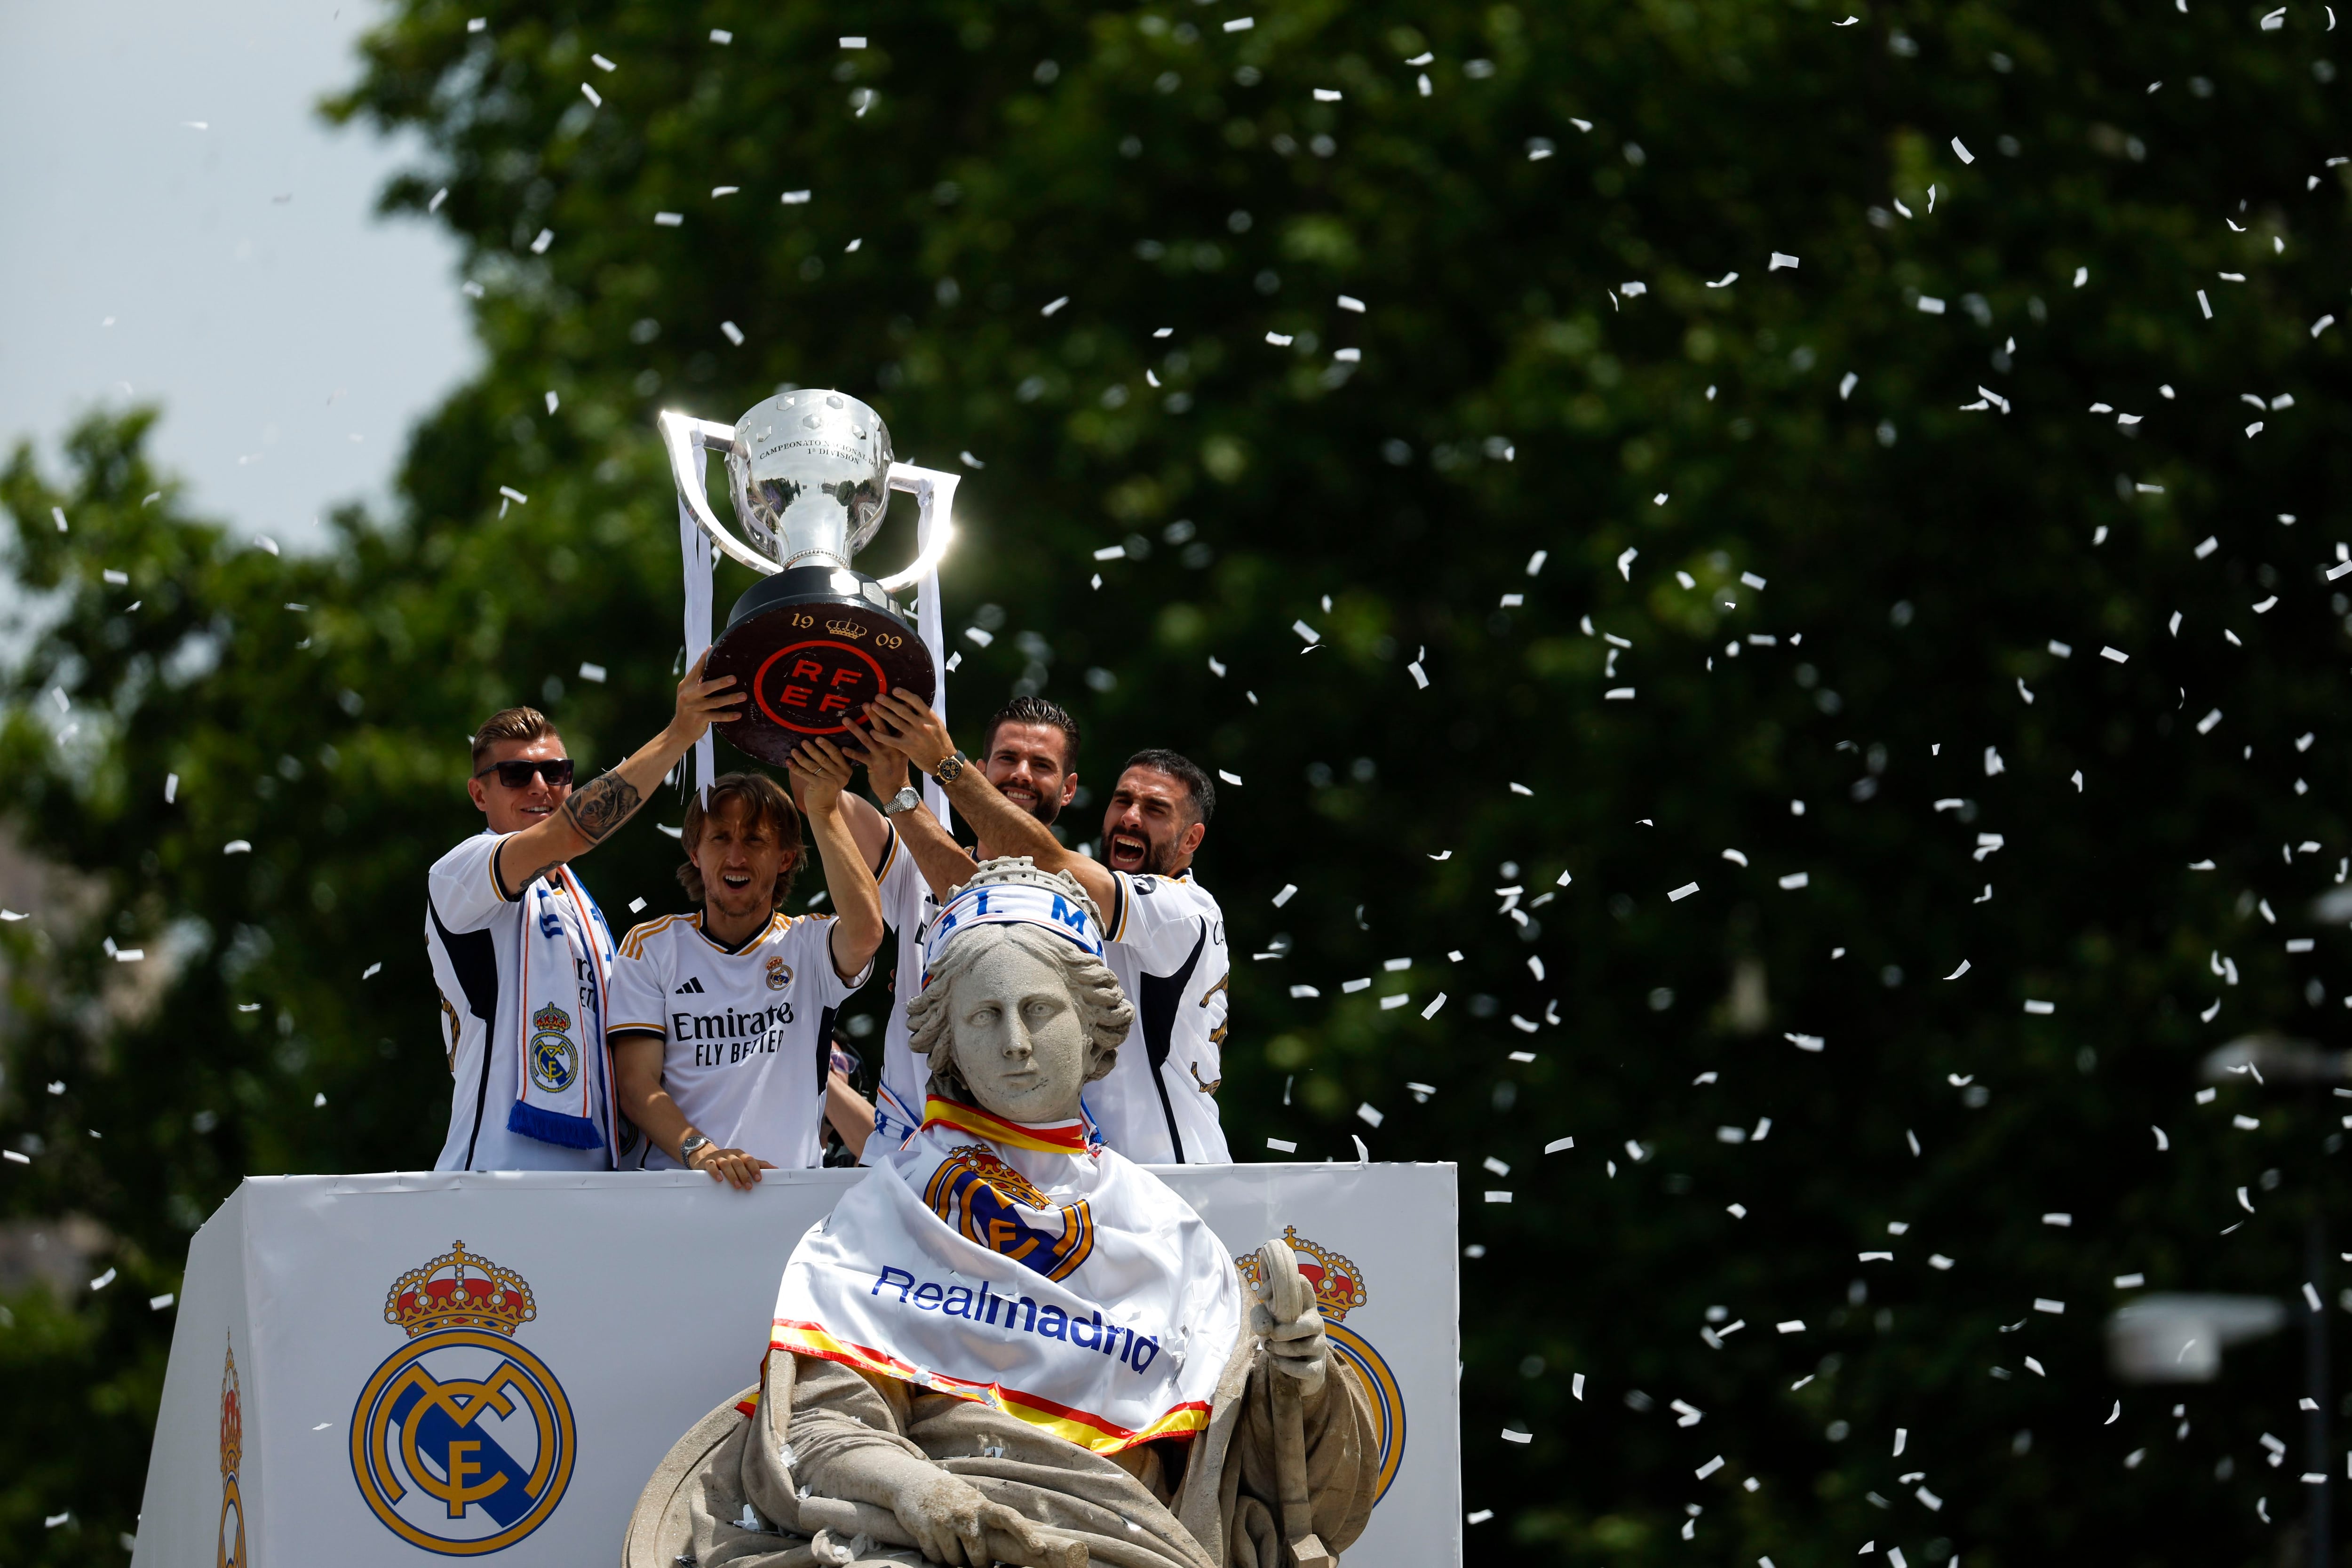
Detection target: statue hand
<box><xmin>888</xmin><ymin>1470</ymin><xmax>1079</xmax><ymax>1568</ymax></box>
<box><xmin>1251</xmin><ymin>1300</ymin><xmax>1329</xmax><ymax>1394</ymax></box>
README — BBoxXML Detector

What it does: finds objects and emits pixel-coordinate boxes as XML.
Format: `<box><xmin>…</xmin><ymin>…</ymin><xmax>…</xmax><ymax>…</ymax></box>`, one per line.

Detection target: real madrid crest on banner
<box><xmin>1237</xmin><ymin>1227</ymin><xmax>1406</xmax><ymax>1504</ymax></box>
<box><xmin>219</xmin><ymin>1337</ymin><xmax>246</xmax><ymax>1568</ymax></box>
<box><xmin>350</xmin><ymin>1241</ymin><xmax>576</xmax><ymax>1555</ymax></box>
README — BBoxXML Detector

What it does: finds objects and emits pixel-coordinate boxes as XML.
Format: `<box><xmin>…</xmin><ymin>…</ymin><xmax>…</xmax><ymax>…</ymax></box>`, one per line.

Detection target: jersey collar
<box><xmin>693</xmin><ymin>909</ymin><xmax>784</xmax><ymax>956</ymax></box>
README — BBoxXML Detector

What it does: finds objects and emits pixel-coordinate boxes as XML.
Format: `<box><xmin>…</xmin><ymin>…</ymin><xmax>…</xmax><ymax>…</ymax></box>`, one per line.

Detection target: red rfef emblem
<box><xmin>707</xmin><ymin>589</ymin><xmax>933</xmax><ymax>767</ymax></box>
<box><xmin>752</xmin><ymin>639</ymin><xmax>889</xmax><ymax>735</ymax></box>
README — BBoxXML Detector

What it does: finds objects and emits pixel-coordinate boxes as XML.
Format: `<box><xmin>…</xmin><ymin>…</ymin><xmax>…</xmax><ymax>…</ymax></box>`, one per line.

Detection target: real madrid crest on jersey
<box><xmin>527</xmin><ymin>1003</ymin><xmax>578</xmax><ymax>1093</ymax></box>
<box><xmin>350</xmin><ymin>1241</ymin><xmax>576</xmax><ymax>1556</ymax></box>
<box><xmin>924</xmin><ymin>1142</ymin><xmax>1095</xmax><ymax>1281</ymax></box>
<box><xmin>219</xmin><ymin>1336</ymin><xmax>246</xmax><ymax>1568</ymax></box>
<box><xmin>1237</xmin><ymin>1227</ymin><xmax>1406</xmax><ymax>1504</ymax></box>
<box><xmin>764</xmin><ymin>954</ymin><xmax>791</xmax><ymax>991</ymax></box>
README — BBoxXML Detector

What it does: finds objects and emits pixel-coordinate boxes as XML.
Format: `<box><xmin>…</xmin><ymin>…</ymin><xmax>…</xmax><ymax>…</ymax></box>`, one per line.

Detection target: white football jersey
<box><xmin>869</xmin><ymin>825</ymin><xmax>946</xmax><ymax>1151</ymax></box>
<box><xmin>605</xmin><ymin>909</ymin><xmax>870</xmax><ymax>1170</ymax></box>
<box><xmin>1088</xmin><ymin>869</ymin><xmax>1231</xmax><ymax>1164</ymax></box>
<box><xmin>424</xmin><ymin>831</ymin><xmax>618</xmax><ymax>1173</ymax></box>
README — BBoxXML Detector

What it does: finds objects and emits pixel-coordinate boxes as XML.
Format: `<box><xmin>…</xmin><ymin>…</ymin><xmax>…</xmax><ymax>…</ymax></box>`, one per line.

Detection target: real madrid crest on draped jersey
<box><xmin>769</xmin><ymin>1097</ymin><xmax>1242</xmax><ymax>1454</ymax></box>
<box><xmin>349</xmin><ymin>1241</ymin><xmax>576</xmax><ymax>1555</ymax></box>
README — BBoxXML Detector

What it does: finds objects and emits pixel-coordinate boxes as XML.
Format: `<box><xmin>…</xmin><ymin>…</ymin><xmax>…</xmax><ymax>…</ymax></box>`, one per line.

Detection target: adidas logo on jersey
<box><xmin>673</xmin><ymin>976</ymin><xmax>707</xmax><ymax>995</ymax></box>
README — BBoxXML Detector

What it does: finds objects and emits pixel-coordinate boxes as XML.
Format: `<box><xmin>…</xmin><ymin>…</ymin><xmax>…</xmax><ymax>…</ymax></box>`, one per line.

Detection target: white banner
<box><xmin>134</xmin><ymin>1165</ymin><xmax>1458</xmax><ymax>1568</ymax></box>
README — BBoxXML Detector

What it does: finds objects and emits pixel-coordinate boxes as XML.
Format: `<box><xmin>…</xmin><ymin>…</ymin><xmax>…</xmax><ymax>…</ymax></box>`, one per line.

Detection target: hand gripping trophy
<box><xmin>659</xmin><ymin>392</ymin><xmax>958</xmax><ymax>766</ymax></box>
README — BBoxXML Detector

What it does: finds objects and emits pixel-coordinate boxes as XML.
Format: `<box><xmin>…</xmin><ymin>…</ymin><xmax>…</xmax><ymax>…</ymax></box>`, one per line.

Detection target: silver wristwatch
<box><xmin>678</xmin><ymin>1132</ymin><xmax>712</xmax><ymax>1165</ymax></box>
<box><xmin>881</xmin><ymin>785</ymin><xmax>923</xmax><ymax>817</ymax></box>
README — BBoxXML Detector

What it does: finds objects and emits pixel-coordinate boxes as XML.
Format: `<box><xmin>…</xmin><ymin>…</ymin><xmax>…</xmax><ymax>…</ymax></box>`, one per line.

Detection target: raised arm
<box><xmin>857</xmin><ymin>692</ymin><xmax>1118</xmax><ymax>914</ymax></box>
<box><xmin>790</xmin><ymin>738</ymin><xmax>887</xmax><ymax>982</ymax></box>
<box><xmin>495</xmin><ymin>653</ymin><xmax>744</xmax><ymax>895</ymax></box>
<box><xmin>795</xmin><ymin>737</ymin><xmax>897</xmax><ymax>876</ymax></box>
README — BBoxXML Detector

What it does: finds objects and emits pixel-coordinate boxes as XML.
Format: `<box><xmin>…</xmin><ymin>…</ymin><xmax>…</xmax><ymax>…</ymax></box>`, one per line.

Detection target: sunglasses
<box><xmin>474</xmin><ymin>757</ymin><xmax>575</xmax><ymax>789</ymax></box>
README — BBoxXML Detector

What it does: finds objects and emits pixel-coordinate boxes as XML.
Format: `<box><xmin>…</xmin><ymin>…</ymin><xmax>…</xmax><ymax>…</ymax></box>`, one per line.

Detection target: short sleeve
<box><xmin>875</xmin><ymin>825</ymin><xmax>926</xmax><ymax>922</ymax></box>
<box><xmin>606</xmin><ymin>924</ymin><xmax>672</xmax><ymax>1039</ymax></box>
<box><xmin>1106</xmin><ymin>872</ymin><xmax>1214</xmax><ymax>970</ymax></box>
<box><xmin>805</xmin><ymin>915</ymin><xmax>874</xmax><ymax>1000</ymax></box>
<box><xmin>427</xmin><ymin>833</ymin><xmax>520</xmax><ymax>933</ymax></box>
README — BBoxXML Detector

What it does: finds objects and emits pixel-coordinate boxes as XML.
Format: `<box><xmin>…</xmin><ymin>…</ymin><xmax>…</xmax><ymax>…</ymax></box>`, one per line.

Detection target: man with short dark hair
<box><xmin>824</xmin><ymin>694</ymin><xmax>1084</xmax><ymax>1150</ymax></box>
<box><xmin>605</xmin><ymin>748</ymin><xmax>885</xmax><ymax>1186</ymax></box>
<box><xmin>424</xmin><ymin>656</ymin><xmax>742</xmax><ymax>1171</ymax></box>
<box><xmin>857</xmin><ymin>693</ymin><xmax>1232</xmax><ymax>1163</ymax></box>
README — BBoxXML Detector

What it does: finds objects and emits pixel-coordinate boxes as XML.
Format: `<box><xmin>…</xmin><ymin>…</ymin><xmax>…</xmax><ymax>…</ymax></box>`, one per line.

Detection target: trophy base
<box><xmin>705</xmin><ymin>567</ymin><xmax>936</xmax><ymax>768</ymax></box>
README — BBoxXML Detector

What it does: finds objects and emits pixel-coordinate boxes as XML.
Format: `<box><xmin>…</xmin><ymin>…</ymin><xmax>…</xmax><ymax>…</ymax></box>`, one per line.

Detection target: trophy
<box><xmin>660</xmin><ymin>391</ymin><xmax>957</xmax><ymax>767</ymax></box>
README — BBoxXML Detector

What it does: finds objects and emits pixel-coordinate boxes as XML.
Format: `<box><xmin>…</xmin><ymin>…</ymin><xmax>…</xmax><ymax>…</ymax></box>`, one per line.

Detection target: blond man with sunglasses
<box><xmin>424</xmin><ymin>655</ymin><xmax>743</xmax><ymax>1171</ymax></box>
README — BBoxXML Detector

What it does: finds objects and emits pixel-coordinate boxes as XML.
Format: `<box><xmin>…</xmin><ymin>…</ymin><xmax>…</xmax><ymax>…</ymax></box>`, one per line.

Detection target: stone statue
<box><xmin>626</xmin><ymin>860</ymin><xmax>1379</xmax><ymax>1568</ymax></box>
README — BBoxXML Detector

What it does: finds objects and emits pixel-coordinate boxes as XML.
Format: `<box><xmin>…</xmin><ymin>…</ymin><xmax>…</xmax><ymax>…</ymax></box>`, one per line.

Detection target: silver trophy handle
<box><xmin>882</xmin><ymin>462</ymin><xmax>960</xmax><ymax>830</ymax></box>
<box><xmin>658</xmin><ymin>410</ymin><xmax>777</xmax><ymax>577</ymax></box>
<box><xmin>876</xmin><ymin>464</ymin><xmax>959</xmax><ymax>592</ymax></box>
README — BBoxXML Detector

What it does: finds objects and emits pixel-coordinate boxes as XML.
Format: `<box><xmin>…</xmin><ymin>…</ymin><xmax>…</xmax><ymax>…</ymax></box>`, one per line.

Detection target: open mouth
<box><xmin>1001</xmin><ymin>784</ymin><xmax>1038</xmax><ymax>807</ymax></box>
<box><xmin>1106</xmin><ymin>831</ymin><xmax>1150</xmax><ymax>871</ymax></box>
<box><xmin>722</xmin><ymin>872</ymin><xmax>753</xmax><ymax>891</ymax></box>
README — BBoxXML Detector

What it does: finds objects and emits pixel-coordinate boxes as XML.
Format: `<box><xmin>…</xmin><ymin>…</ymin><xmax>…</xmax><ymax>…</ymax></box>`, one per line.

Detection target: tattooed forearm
<box><xmin>563</xmin><ymin>770</ymin><xmax>643</xmax><ymax>844</ymax></box>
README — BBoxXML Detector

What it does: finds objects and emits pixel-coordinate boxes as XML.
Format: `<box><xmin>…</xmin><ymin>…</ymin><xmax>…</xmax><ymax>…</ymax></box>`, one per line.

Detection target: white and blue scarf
<box><xmin>506</xmin><ymin>863</ymin><xmax>620</xmax><ymax>1159</ymax></box>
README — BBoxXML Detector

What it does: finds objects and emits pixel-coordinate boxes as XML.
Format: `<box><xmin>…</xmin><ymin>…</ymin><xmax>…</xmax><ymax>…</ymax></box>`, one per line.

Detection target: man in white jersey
<box><xmin>606</xmin><ymin>753</ymin><xmax>885</xmax><ymax>1187</ymax></box>
<box><xmin>858</xmin><ymin>692</ymin><xmax>1233</xmax><ymax>1164</ymax></box>
<box><xmin>824</xmin><ymin>695</ymin><xmax>1084</xmax><ymax>1153</ymax></box>
<box><xmin>424</xmin><ymin>656</ymin><xmax>743</xmax><ymax>1171</ymax></box>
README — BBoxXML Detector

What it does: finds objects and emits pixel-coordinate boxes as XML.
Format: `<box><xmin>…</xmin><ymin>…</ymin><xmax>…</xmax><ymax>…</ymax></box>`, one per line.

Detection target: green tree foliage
<box><xmin>5</xmin><ymin>0</ymin><xmax>2352</xmax><ymax>1561</ymax></box>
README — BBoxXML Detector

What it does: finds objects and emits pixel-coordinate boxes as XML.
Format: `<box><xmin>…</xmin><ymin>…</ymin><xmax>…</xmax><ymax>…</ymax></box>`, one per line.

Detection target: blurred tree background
<box><xmin>6</xmin><ymin>0</ymin><xmax>2352</xmax><ymax>1561</ymax></box>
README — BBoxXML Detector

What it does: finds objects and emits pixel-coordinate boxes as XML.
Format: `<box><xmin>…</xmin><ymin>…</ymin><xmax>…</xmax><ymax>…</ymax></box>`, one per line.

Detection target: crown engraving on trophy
<box><xmin>823</xmin><ymin>619</ymin><xmax>870</xmax><ymax>640</ymax></box>
<box><xmin>1235</xmin><ymin>1226</ymin><xmax>1368</xmax><ymax>1322</ymax></box>
<box><xmin>384</xmin><ymin>1240</ymin><xmax>539</xmax><ymax>1338</ymax></box>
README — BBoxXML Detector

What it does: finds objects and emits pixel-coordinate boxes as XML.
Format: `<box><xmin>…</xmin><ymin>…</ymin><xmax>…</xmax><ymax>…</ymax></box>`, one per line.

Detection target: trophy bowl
<box><xmin>661</xmin><ymin>390</ymin><xmax>947</xmax><ymax>768</ymax></box>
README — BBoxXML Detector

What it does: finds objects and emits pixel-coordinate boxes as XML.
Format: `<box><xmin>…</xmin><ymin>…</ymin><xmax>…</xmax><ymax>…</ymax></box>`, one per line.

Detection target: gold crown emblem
<box><xmin>383</xmin><ymin>1240</ymin><xmax>537</xmax><ymax>1339</ymax></box>
<box><xmin>532</xmin><ymin>1003</ymin><xmax>570</xmax><ymax>1035</ymax></box>
<box><xmin>823</xmin><ymin>618</ymin><xmax>869</xmax><ymax>640</ymax></box>
<box><xmin>1235</xmin><ymin>1226</ymin><xmax>1368</xmax><ymax>1322</ymax></box>
<box><xmin>219</xmin><ymin>1338</ymin><xmax>242</xmax><ymax>1477</ymax></box>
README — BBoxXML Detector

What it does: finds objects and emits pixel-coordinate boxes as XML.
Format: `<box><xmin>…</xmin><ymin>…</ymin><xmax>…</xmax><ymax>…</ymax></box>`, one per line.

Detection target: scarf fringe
<box><xmin>506</xmin><ymin>1099</ymin><xmax>606</xmax><ymax>1150</ymax></box>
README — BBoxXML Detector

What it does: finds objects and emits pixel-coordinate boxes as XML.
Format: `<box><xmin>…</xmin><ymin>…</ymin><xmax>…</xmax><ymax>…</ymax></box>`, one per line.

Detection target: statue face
<box><xmin>946</xmin><ymin>938</ymin><xmax>1091</xmax><ymax>1123</ymax></box>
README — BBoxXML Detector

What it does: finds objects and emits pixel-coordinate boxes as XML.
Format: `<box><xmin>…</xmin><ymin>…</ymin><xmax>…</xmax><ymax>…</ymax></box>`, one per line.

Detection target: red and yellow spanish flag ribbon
<box><xmin>922</xmin><ymin>1096</ymin><xmax>1092</xmax><ymax>1156</ymax></box>
<box><xmin>765</xmin><ymin>1318</ymin><xmax>1208</xmax><ymax>1454</ymax></box>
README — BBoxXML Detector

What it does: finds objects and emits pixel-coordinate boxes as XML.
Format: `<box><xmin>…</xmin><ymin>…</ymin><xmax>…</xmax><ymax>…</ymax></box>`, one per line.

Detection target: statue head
<box><xmin>906</xmin><ymin>859</ymin><xmax>1134</xmax><ymax>1123</ymax></box>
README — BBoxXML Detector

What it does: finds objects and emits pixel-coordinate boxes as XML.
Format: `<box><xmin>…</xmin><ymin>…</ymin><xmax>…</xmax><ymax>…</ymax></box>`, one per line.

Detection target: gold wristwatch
<box><xmin>933</xmin><ymin>750</ymin><xmax>969</xmax><ymax>785</ymax></box>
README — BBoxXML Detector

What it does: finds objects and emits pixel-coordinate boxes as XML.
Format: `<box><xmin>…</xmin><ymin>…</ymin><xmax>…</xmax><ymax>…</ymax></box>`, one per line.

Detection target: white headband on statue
<box><xmin>921</xmin><ymin>874</ymin><xmax>1104</xmax><ymax>987</ymax></box>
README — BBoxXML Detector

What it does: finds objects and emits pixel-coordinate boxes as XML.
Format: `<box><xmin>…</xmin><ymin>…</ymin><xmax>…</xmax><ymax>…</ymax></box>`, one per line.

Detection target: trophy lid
<box><xmin>724</xmin><ymin>390</ymin><xmax>894</xmax><ymax>570</ymax></box>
